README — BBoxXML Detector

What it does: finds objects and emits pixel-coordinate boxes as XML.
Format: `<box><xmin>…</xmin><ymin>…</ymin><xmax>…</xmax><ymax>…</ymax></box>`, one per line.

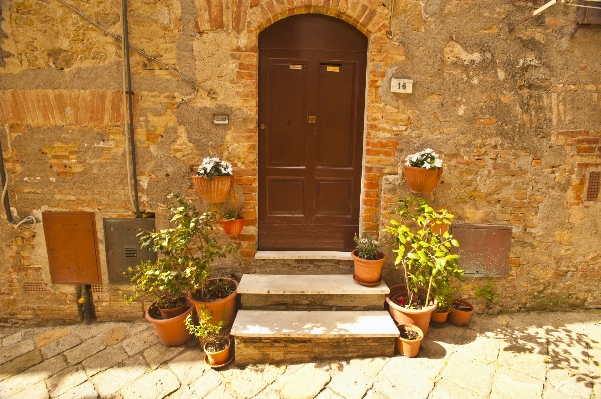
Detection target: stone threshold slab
<box><xmin>231</xmin><ymin>310</ymin><xmax>399</xmax><ymax>338</ymax></box>
<box><xmin>254</xmin><ymin>251</ymin><xmax>353</xmax><ymax>260</ymax></box>
<box><xmin>238</xmin><ymin>274</ymin><xmax>389</xmax><ymax>295</ymax></box>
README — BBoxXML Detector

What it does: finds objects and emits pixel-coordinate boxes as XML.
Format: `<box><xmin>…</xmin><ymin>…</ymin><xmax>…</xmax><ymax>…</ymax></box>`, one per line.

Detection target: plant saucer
<box><xmin>352</xmin><ymin>274</ymin><xmax>382</xmax><ymax>287</ymax></box>
<box><xmin>204</xmin><ymin>353</ymin><xmax>234</xmax><ymax>369</ymax></box>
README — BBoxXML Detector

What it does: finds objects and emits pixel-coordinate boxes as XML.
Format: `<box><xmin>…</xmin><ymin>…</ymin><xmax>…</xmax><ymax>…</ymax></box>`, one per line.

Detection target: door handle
<box><xmin>308</xmin><ymin>116</ymin><xmax>316</xmax><ymax>124</ymax></box>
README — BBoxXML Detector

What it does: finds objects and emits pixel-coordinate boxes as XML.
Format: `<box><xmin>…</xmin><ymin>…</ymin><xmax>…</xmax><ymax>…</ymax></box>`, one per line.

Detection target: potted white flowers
<box><xmin>351</xmin><ymin>233</ymin><xmax>386</xmax><ymax>286</ymax></box>
<box><xmin>192</xmin><ymin>157</ymin><xmax>234</xmax><ymax>203</ymax></box>
<box><xmin>404</xmin><ymin>148</ymin><xmax>443</xmax><ymax>193</ymax></box>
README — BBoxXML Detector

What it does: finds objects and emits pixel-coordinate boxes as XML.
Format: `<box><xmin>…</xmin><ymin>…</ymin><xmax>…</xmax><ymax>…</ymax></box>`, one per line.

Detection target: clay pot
<box><xmin>351</xmin><ymin>250</ymin><xmax>386</xmax><ymax>284</ymax></box>
<box><xmin>189</xmin><ymin>278</ymin><xmax>238</xmax><ymax>329</ymax></box>
<box><xmin>158</xmin><ymin>297</ymin><xmax>188</xmax><ymax>319</ymax></box>
<box><xmin>221</xmin><ymin>218</ymin><xmax>244</xmax><ymax>235</ymax></box>
<box><xmin>449</xmin><ymin>299</ymin><xmax>475</xmax><ymax>327</ymax></box>
<box><xmin>204</xmin><ymin>336</ymin><xmax>231</xmax><ymax>366</ymax></box>
<box><xmin>192</xmin><ymin>175</ymin><xmax>233</xmax><ymax>203</ymax></box>
<box><xmin>386</xmin><ymin>284</ymin><xmax>437</xmax><ymax>336</ymax></box>
<box><xmin>396</xmin><ymin>324</ymin><xmax>423</xmax><ymax>358</ymax></box>
<box><xmin>145</xmin><ymin>301</ymin><xmax>194</xmax><ymax>346</ymax></box>
<box><xmin>404</xmin><ymin>165</ymin><xmax>442</xmax><ymax>194</ymax></box>
<box><xmin>430</xmin><ymin>310</ymin><xmax>450</xmax><ymax>324</ymax></box>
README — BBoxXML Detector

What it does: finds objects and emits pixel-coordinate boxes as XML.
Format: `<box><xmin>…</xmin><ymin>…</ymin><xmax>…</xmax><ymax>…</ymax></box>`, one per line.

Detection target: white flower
<box><xmin>434</xmin><ymin>158</ymin><xmax>443</xmax><ymax>168</ymax></box>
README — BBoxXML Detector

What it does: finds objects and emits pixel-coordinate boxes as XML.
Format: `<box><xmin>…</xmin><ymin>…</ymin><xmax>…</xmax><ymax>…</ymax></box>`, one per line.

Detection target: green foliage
<box><xmin>222</xmin><ymin>210</ymin><xmax>242</xmax><ymax>221</ymax></box>
<box><xmin>433</xmin><ymin>283</ymin><xmax>457</xmax><ymax>313</ymax></box>
<box><xmin>184</xmin><ymin>306</ymin><xmax>226</xmax><ymax>340</ymax></box>
<box><xmin>384</xmin><ymin>197</ymin><xmax>464</xmax><ymax>308</ymax></box>
<box><xmin>475</xmin><ymin>279</ymin><xmax>500</xmax><ymax>303</ymax></box>
<box><xmin>353</xmin><ymin>233</ymin><xmax>381</xmax><ymax>260</ymax></box>
<box><xmin>122</xmin><ymin>193</ymin><xmax>236</xmax><ymax>308</ymax></box>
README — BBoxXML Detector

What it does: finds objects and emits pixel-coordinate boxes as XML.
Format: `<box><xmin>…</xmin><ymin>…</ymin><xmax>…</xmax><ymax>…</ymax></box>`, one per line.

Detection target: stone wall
<box><xmin>0</xmin><ymin>0</ymin><xmax>599</xmax><ymax>324</ymax></box>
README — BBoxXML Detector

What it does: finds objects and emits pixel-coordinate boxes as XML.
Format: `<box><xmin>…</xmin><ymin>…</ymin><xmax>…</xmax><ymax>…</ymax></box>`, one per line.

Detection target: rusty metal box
<box><xmin>450</xmin><ymin>224</ymin><xmax>512</xmax><ymax>277</ymax></box>
<box><xmin>42</xmin><ymin>212</ymin><xmax>101</xmax><ymax>284</ymax></box>
<box><xmin>103</xmin><ymin>218</ymin><xmax>156</xmax><ymax>284</ymax></box>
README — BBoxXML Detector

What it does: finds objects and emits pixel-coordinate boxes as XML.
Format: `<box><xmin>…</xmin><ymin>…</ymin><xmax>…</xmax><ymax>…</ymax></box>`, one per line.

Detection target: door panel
<box><xmin>258</xmin><ymin>15</ymin><xmax>367</xmax><ymax>251</ymax></box>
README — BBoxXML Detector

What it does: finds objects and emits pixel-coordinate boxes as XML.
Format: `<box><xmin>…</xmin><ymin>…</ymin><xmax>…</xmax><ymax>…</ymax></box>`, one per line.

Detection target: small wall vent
<box><xmin>124</xmin><ymin>247</ymin><xmax>138</xmax><ymax>258</ymax></box>
<box><xmin>23</xmin><ymin>282</ymin><xmax>49</xmax><ymax>293</ymax></box>
<box><xmin>586</xmin><ymin>171</ymin><xmax>600</xmax><ymax>201</ymax></box>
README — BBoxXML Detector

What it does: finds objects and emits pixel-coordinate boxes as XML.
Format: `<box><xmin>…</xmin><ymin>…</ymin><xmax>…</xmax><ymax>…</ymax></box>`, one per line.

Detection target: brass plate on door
<box><xmin>308</xmin><ymin>116</ymin><xmax>316</xmax><ymax>123</ymax></box>
<box><xmin>290</xmin><ymin>65</ymin><xmax>303</xmax><ymax>70</ymax></box>
<box><xmin>326</xmin><ymin>66</ymin><xmax>339</xmax><ymax>72</ymax></box>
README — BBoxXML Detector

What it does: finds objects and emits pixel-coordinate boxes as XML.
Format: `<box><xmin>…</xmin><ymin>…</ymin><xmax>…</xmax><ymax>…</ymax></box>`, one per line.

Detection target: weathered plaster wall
<box><xmin>0</xmin><ymin>0</ymin><xmax>599</xmax><ymax>324</ymax></box>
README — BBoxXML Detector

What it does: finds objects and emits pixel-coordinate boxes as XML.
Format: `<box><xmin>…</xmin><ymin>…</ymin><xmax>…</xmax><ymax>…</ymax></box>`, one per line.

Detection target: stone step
<box><xmin>231</xmin><ymin>310</ymin><xmax>399</xmax><ymax>365</ymax></box>
<box><xmin>238</xmin><ymin>274</ymin><xmax>390</xmax><ymax>311</ymax></box>
<box><xmin>251</xmin><ymin>251</ymin><xmax>354</xmax><ymax>275</ymax></box>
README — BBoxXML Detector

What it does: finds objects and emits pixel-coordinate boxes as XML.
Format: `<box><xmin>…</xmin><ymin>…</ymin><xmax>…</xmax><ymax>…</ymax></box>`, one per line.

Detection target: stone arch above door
<box><xmin>195</xmin><ymin>0</ymin><xmax>391</xmax><ymax>35</ymax></box>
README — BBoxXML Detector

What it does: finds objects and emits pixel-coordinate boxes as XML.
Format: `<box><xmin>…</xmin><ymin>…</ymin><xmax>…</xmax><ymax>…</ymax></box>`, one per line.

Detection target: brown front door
<box><xmin>258</xmin><ymin>15</ymin><xmax>367</xmax><ymax>251</ymax></box>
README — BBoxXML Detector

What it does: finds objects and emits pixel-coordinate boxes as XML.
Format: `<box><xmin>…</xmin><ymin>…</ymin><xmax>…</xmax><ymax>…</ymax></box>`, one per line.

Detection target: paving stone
<box><xmin>167</xmin><ymin>350</ymin><xmax>207</xmax><ymax>385</ymax></box>
<box><xmin>440</xmin><ymin>353</ymin><xmax>495</xmax><ymax>397</ymax></box>
<box><xmin>103</xmin><ymin>326</ymin><xmax>128</xmax><ymax>346</ymax></box>
<box><xmin>71</xmin><ymin>323</ymin><xmax>113</xmax><ymax>342</ymax></box>
<box><xmin>222</xmin><ymin>363</ymin><xmax>286</xmax><ymax>398</ymax></box>
<box><xmin>0</xmin><ymin>340</ymin><xmax>36</xmax><ymax>365</ymax></box>
<box><xmin>348</xmin><ymin>357</ymin><xmax>389</xmax><ymax>378</ymax></box>
<box><xmin>379</xmin><ymin>355</ymin><xmax>443</xmax><ymax>382</ymax></box>
<box><xmin>490</xmin><ymin>367</ymin><xmax>543</xmax><ymax>399</ymax></box>
<box><xmin>545</xmin><ymin>368</ymin><xmax>593</xmax><ymax>398</ymax></box>
<box><xmin>64</xmin><ymin>335</ymin><xmax>106</xmax><ymax>365</ymax></box>
<box><xmin>34</xmin><ymin>329</ymin><xmax>71</xmax><ymax>347</ymax></box>
<box><xmin>171</xmin><ymin>369</ymin><xmax>222</xmax><ymax>398</ymax></box>
<box><xmin>143</xmin><ymin>343</ymin><xmax>184</xmax><ymax>370</ymax></box>
<box><xmin>47</xmin><ymin>365</ymin><xmax>88</xmax><ymax>397</ymax></box>
<box><xmin>542</xmin><ymin>386</ymin><xmax>582</xmax><ymax>399</ymax></box>
<box><xmin>7</xmin><ymin>380</ymin><xmax>49</xmax><ymax>399</ymax></box>
<box><xmin>497</xmin><ymin>347</ymin><xmax>546</xmax><ymax>381</ymax></box>
<box><xmin>82</xmin><ymin>344</ymin><xmax>129</xmax><ymax>377</ymax></box>
<box><xmin>92</xmin><ymin>355</ymin><xmax>147</xmax><ymax>398</ymax></box>
<box><xmin>316</xmin><ymin>388</ymin><xmax>345</xmax><ymax>399</ymax></box>
<box><xmin>2</xmin><ymin>332</ymin><xmax>23</xmax><ymax>347</ymax></box>
<box><xmin>40</xmin><ymin>333</ymin><xmax>82</xmax><ymax>359</ymax></box>
<box><xmin>373</xmin><ymin>358</ymin><xmax>434</xmax><ymax>399</ymax></box>
<box><xmin>56</xmin><ymin>381</ymin><xmax>99</xmax><ymax>399</ymax></box>
<box><xmin>0</xmin><ymin>348</ymin><xmax>43</xmax><ymax>381</ymax></box>
<box><xmin>121</xmin><ymin>328</ymin><xmax>159</xmax><ymax>356</ymax></box>
<box><xmin>454</xmin><ymin>335</ymin><xmax>502</xmax><ymax>365</ymax></box>
<box><xmin>0</xmin><ymin>355</ymin><xmax>66</xmax><ymax>397</ymax></box>
<box><xmin>363</xmin><ymin>390</ymin><xmax>388</xmax><ymax>399</ymax></box>
<box><xmin>428</xmin><ymin>379</ymin><xmax>482</xmax><ymax>399</ymax></box>
<box><xmin>120</xmin><ymin>368</ymin><xmax>180</xmax><ymax>399</ymax></box>
<box><xmin>279</xmin><ymin>363</ymin><xmax>331</xmax><ymax>399</ymax></box>
<box><xmin>268</xmin><ymin>364</ymin><xmax>304</xmax><ymax>391</ymax></box>
<box><xmin>204</xmin><ymin>383</ymin><xmax>235</xmax><ymax>399</ymax></box>
<box><xmin>326</xmin><ymin>366</ymin><xmax>372</xmax><ymax>399</ymax></box>
<box><xmin>253</xmin><ymin>389</ymin><xmax>283</xmax><ymax>399</ymax></box>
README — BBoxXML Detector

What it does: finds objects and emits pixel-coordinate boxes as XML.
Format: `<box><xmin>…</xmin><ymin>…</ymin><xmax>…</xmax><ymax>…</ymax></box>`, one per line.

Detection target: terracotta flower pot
<box><xmin>221</xmin><ymin>218</ymin><xmax>244</xmax><ymax>235</ymax></box>
<box><xmin>192</xmin><ymin>175</ymin><xmax>233</xmax><ymax>203</ymax></box>
<box><xmin>351</xmin><ymin>250</ymin><xmax>386</xmax><ymax>284</ymax></box>
<box><xmin>204</xmin><ymin>337</ymin><xmax>231</xmax><ymax>366</ymax></box>
<box><xmin>158</xmin><ymin>296</ymin><xmax>189</xmax><ymax>319</ymax></box>
<box><xmin>404</xmin><ymin>165</ymin><xmax>442</xmax><ymax>194</ymax></box>
<box><xmin>145</xmin><ymin>301</ymin><xmax>194</xmax><ymax>346</ymax></box>
<box><xmin>430</xmin><ymin>310</ymin><xmax>450</xmax><ymax>324</ymax></box>
<box><xmin>386</xmin><ymin>284</ymin><xmax>437</xmax><ymax>336</ymax></box>
<box><xmin>189</xmin><ymin>278</ymin><xmax>238</xmax><ymax>329</ymax></box>
<box><xmin>449</xmin><ymin>299</ymin><xmax>475</xmax><ymax>327</ymax></box>
<box><xmin>396</xmin><ymin>324</ymin><xmax>423</xmax><ymax>358</ymax></box>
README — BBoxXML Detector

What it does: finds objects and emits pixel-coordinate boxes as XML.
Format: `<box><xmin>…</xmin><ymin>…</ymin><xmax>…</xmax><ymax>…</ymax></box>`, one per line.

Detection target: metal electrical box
<box><xmin>103</xmin><ymin>218</ymin><xmax>157</xmax><ymax>284</ymax></box>
<box><xmin>450</xmin><ymin>224</ymin><xmax>512</xmax><ymax>277</ymax></box>
<box><xmin>42</xmin><ymin>212</ymin><xmax>101</xmax><ymax>284</ymax></box>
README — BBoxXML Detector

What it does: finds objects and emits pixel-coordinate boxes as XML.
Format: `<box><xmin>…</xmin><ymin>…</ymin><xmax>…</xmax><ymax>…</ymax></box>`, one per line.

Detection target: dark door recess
<box><xmin>42</xmin><ymin>212</ymin><xmax>101</xmax><ymax>284</ymax></box>
<box><xmin>258</xmin><ymin>15</ymin><xmax>367</xmax><ymax>251</ymax></box>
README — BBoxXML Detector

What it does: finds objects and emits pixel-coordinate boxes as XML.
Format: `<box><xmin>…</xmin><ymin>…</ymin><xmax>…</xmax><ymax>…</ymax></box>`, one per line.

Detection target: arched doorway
<box><xmin>258</xmin><ymin>14</ymin><xmax>368</xmax><ymax>251</ymax></box>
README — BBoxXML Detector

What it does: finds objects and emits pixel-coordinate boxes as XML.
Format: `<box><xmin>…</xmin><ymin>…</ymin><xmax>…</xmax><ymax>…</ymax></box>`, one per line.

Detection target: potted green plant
<box><xmin>351</xmin><ymin>233</ymin><xmax>386</xmax><ymax>286</ymax></box>
<box><xmin>403</xmin><ymin>148</ymin><xmax>443</xmax><ymax>193</ymax></box>
<box><xmin>384</xmin><ymin>197</ymin><xmax>462</xmax><ymax>336</ymax></box>
<box><xmin>396</xmin><ymin>324</ymin><xmax>423</xmax><ymax>358</ymax></box>
<box><xmin>192</xmin><ymin>157</ymin><xmax>234</xmax><ymax>203</ymax></box>
<box><xmin>185</xmin><ymin>307</ymin><xmax>232</xmax><ymax>367</ymax></box>
<box><xmin>431</xmin><ymin>284</ymin><xmax>457</xmax><ymax>325</ymax></box>
<box><xmin>123</xmin><ymin>193</ymin><xmax>235</xmax><ymax>346</ymax></box>
<box><xmin>221</xmin><ymin>210</ymin><xmax>244</xmax><ymax>236</ymax></box>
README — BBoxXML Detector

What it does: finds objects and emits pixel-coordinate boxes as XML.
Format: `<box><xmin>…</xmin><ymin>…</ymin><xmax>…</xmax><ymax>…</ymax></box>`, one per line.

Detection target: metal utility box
<box><xmin>450</xmin><ymin>224</ymin><xmax>512</xmax><ymax>276</ymax></box>
<box><xmin>42</xmin><ymin>212</ymin><xmax>102</xmax><ymax>284</ymax></box>
<box><xmin>103</xmin><ymin>218</ymin><xmax>157</xmax><ymax>284</ymax></box>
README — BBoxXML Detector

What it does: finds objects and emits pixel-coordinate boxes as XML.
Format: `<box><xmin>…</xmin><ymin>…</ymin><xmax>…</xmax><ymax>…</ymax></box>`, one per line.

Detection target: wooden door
<box><xmin>258</xmin><ymin>15</ymin><xmax>367</xmax><ymax>251</ymax></box>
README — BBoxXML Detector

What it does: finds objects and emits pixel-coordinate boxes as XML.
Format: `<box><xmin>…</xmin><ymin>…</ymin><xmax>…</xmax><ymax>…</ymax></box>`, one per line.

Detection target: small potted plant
<box><xmin>185</xmin><ymin>307</ymin><xmax>232</xmax><ymax>367</ymax></box>
<box><xmin>431</xmin><ymin>284</ymin><xmax>458</xmax><ymax>325</ymax></box>
<box><xmin>384</xmin><ymin>197</ymin><xmax>462</xmax><ymax>336</ymax></box>
<box><xmin>396</xmin><ymin>324</ymin><xmax>423</xmax><ymax>358</ymax></box>
<box><xmin>192</xmin><ymin>157</ymin><xmax>234</xmax><ymax>203</ymax></box>
<box><xmin>123</xmin><ymin>193</ymin><xmax>236</xmax><ymax>346</ymax></box>
<box><xmin>403</xmin><ymin>148</ymin><xmax>443</xmax><ymax>193</ymax></box>
<box><xmin>351</xmin><ymin>233</ymin><xmax>386</xmax><ymax>286</ymax></box>
<box><xmin>221</xmin><ymin>210</ymin><xmax>244</xmax><ymax>236</ymax></box>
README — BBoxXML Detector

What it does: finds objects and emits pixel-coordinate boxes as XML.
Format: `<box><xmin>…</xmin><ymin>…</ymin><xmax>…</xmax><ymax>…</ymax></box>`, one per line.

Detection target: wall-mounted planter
<box><xmin>404</xmin><ymin>166</ymin><xmax>442</xmax><ymax>193</ymax></box>
<box><xmin>221</xmin><ymin>217</ymin><xmax>244</xmax><ymax>235</ymax></box>
<box><xmin>192</xmin><ymin>176</ymin><xmax>233</xmax><ymax>203</ymax></box>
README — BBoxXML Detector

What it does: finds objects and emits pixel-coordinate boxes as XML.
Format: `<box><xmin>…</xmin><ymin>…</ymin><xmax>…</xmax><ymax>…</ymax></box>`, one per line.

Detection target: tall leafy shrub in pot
<box><xmin>384</xmin><ymin>197</ymin><xmax>462</xmax><ymax>335</ymax></box>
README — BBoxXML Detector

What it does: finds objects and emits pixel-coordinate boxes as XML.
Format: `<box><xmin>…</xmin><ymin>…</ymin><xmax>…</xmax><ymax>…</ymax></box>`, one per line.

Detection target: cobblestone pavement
<box><xmin>0</xmin><ymin>311</ymin><xmax>600</xmax><ymax>399</ymax></box>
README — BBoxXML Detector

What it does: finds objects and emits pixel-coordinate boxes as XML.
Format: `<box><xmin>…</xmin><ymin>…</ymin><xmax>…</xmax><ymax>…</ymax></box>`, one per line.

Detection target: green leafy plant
<box><xmin>122</xmin><ymin>193</ymin><xmax>236</xmax><ymax>309</ymax></box>
<box><xmin>475</xmin><ymin>279</ymin><xmax>500</xmax><ymax>303</ymax></box>
<box><xmin>353</xmin><ymin>233</ymin><xmax>381</xmax><ymax>260</ymax></box>
<box><xmin>385</xmin><ymin>197</ymin><xmax>463</xmax><ymax>308</ymax></box>
<box><xmin>185</xmin><ymin>306</ymin><xmax>229</xmax><ymax>351</ymax></box>
<box><xmin>222</xmin><ymin>210</ymin><xmax>243</xmax><ymax>221</ymax></box>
